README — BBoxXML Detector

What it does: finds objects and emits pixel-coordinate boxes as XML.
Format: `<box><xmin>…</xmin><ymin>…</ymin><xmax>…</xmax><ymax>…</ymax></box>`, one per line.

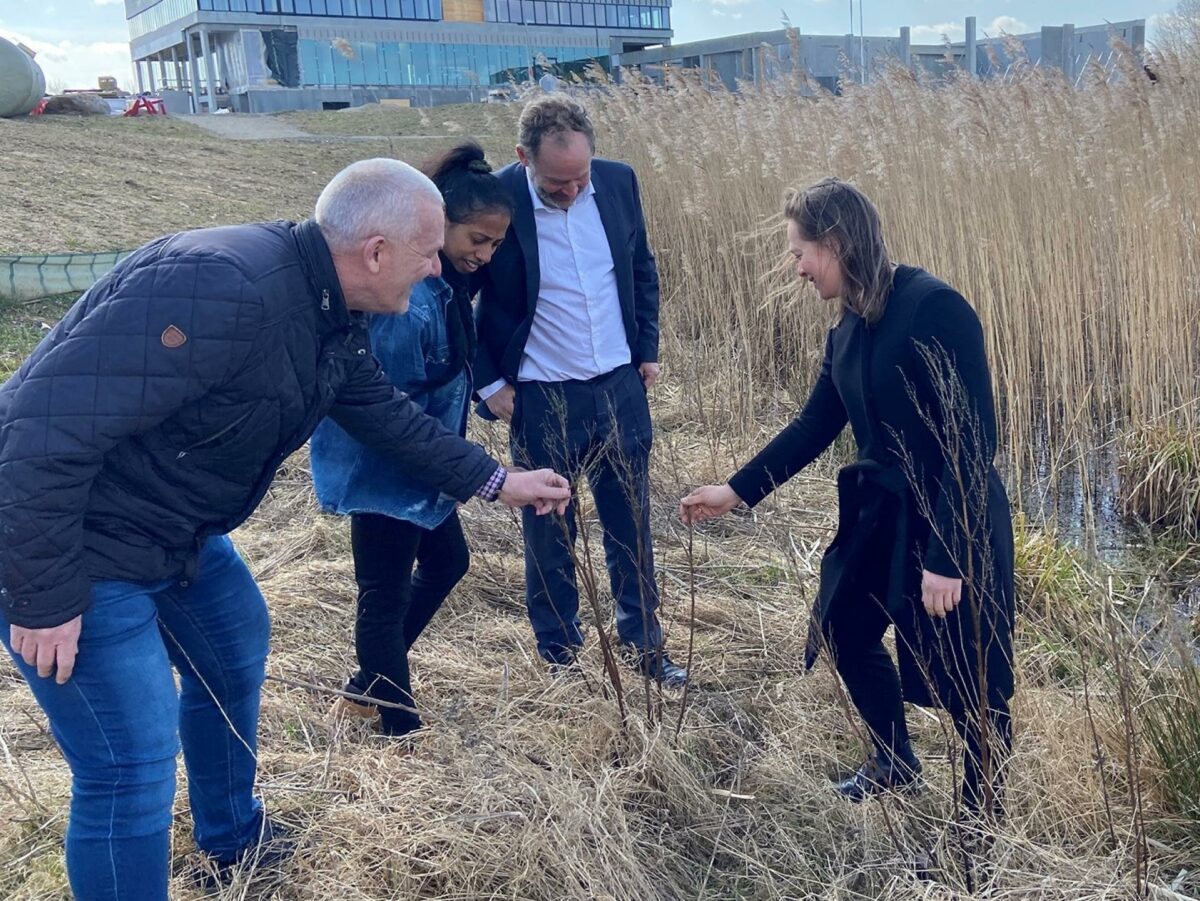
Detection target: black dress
<box><xmin>728</xmin><ymin>265</ymin><xmax>1015</xmax><ymax>716</ymax></box>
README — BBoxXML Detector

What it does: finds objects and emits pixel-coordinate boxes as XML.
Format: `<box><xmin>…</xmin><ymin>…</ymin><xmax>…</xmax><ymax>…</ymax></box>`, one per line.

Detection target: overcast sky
<box><xmin>0</xmin><ymin>0</ymin><xmax>1176</xmax><ymax>92</ymax></box>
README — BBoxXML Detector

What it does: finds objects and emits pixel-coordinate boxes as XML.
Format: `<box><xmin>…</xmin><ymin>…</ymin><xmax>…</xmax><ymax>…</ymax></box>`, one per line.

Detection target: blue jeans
<box><xmin>510</xmin><ymin>364</ymin><xmax>662</xmax><ymax>663</ymax></box>
<box><xmin>0</xmin><ymin>535</ymin><xmax>269</xmax><ymax>901</ymax></box>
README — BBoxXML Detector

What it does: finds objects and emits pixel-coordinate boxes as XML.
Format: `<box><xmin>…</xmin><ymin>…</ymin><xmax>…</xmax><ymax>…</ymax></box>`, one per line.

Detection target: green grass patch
<box><xmin>0</xmin><ymin>296</ymin><xmax>75</xmax><ymax>380</ymax></box>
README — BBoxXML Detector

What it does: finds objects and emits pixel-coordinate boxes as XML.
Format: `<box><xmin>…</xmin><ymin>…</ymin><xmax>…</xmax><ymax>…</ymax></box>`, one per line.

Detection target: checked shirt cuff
<box><xmin>475</xmin><ymin>465</ymin><xmax>508</xmax><ymax>502</ymax></box>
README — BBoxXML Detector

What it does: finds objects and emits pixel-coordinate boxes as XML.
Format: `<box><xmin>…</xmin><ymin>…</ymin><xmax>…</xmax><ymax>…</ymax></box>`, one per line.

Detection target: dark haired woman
<box><xmin>311</xmin><ymin>141</ymin><xmax>514</xmax><ymax>737</ymax></box>
<box><xmin>680</xmin><ymin>179</ymin><xmax>1014</xmax><ymax>816</ymax></box>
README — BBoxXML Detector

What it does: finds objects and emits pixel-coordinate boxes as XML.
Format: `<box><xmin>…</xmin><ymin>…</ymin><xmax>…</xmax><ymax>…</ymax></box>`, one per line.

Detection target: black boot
<box><xmin>189</xmin><ymin>817</ymin><xmax>298</xmax><ymax>894</ymax></box>
<box><xmin>835</xmin><ymin>743</ymin><xmax>923</xmax><ymax>803</ymax></box>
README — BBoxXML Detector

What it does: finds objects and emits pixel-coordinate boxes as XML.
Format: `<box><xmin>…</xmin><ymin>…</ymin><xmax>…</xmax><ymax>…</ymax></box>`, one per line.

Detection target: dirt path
<box><xmin>175</xmin><ymin>113</ymin><xmax>316</xmax><ymax>140</ymax></box>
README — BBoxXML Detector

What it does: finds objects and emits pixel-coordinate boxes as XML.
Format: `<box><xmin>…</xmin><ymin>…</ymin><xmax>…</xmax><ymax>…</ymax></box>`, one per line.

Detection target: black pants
<box><xmin>824</xmin><ymin>587</ymin><xmax>1012</xmax><ymax>814</ymax></box>
<box><xmin>510</xmin><ymin>364</ymin><xmax>661</xmax><ymax>664</ymax></box>
<box><xmin>347</xmin><ymin>511</ymin><xmax>469</xmax><ymax>735</ymax></box>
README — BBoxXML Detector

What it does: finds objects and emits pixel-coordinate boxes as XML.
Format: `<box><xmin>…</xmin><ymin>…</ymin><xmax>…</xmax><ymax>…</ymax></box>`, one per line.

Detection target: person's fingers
<box><xmin>55</xmin><ymin>641</ymin><xmax>77</xmax><ymax>684</ymax></box>
<box><xmin>922</xmin><ymin>588</ymin><xmax>936</xmax><ymax>617</ymax></box>
<box><xmin>9</xmin><ymin>627</ymin><xmax>22</xmax><ymax>659</ymax></box>
<box><xmin>19</xmin><ymin>635</ymin><xmax>38</xmax><ymax>668</ymax></box>
<box><xmin>35</xmin><ymin>641</ymin><xmax>55</xmax><ymax>679</ymax></box>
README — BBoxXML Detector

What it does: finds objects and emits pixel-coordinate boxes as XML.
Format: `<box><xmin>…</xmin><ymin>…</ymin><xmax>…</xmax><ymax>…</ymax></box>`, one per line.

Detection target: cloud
<box><xmin>982</xmin><ymin>16</ymin><xmax>1031</xmax><ymax>37</ymax></box>
<box><xmin>910</xmin><ymin>16</ymin><xmax>1030</xmax><ymax>44</ymax></box>
<box><xmin>910</xmin><ymin>21</ymin><xmax>963</xmax><ymax>43</ymax></box>
<box><xmin>0</xmin><ymin>28</ymin><xmax>134</xmax><ymax>91</ymax></box>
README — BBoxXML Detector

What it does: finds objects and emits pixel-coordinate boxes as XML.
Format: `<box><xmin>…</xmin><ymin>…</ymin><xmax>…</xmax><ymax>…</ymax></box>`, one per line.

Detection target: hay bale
<box><xmin>42</xmin><ymin>93</ymin><xmax>111</xmax><ymax>116</ymax></box>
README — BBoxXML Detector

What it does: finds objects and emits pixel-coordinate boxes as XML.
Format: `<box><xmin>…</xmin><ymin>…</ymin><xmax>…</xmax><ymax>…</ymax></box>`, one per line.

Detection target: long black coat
<box><xmin>729</xmin><ymin>265</ymin><xmax>1014</xmax><ymax>710</ymax></box>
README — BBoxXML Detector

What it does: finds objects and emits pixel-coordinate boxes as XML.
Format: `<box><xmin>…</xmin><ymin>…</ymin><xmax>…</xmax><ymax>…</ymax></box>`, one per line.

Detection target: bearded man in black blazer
<box><xmin>475</xmin><ymin>95</ymin><xmax>686</xmax><ymax>687</ymax></box>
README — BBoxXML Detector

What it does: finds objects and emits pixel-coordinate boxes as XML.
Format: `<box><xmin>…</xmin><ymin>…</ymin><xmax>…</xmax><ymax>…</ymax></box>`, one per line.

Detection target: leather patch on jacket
<box><xmin>161</xmin><ymin>325</ymin><xmax>187</xmax><ymax>348</ymax></box>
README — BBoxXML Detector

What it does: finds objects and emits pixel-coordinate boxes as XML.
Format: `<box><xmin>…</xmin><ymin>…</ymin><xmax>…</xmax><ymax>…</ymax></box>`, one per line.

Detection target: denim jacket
<box><xmin>310</xmin><ymin>274</ymin><xmax>471</xmax><ymax>528</ymax></box>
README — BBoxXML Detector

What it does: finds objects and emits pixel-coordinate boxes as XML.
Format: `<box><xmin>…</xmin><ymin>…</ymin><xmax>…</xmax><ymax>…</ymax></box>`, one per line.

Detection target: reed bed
<box><xmin>586</xmin><ymin>41</ymin><xmax>1200</xmax><ymax>493</ymax></box>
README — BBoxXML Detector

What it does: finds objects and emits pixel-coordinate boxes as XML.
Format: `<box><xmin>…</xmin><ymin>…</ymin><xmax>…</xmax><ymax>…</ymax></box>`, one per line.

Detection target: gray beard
<box><xmin>535</xmin><ymin>185</ymin><xmax>574</xmax><ymax>210</ymax></box>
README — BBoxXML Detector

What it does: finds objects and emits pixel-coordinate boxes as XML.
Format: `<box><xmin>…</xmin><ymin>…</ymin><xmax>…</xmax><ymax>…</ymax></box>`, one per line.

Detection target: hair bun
<box><xmin>467</xmin><ymin>158</ymin><xmax>493</xmax><ymax>174</ymax></box>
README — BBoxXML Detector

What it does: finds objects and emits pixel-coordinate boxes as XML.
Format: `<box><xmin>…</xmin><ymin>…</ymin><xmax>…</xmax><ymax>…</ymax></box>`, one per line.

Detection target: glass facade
<box><xmin>134</xmin><ymin>0</ymin><xmax>665</xmax><ymax>28</ymax></box>
<box><xmin>300</xmin><ymin>37</ymin><xmax>603</xmax><ymax>86</ymax></box>
<box><xmin>128</xmin><ymin>0</ymin><xmax>199</xmax><ymax>38</ymax></box>
<box><xmin>196</xmin><ymin>0</ymin><xmax>442</xmax><ymax>17</ymax></box>
<box><xmin>484</xmin><ymin>0</ymin><xmax>667</xmax><ymax>30</ymax></box>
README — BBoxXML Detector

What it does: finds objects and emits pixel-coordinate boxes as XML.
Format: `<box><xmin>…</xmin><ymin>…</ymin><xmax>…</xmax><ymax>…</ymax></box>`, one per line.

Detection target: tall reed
<box><xmin>586</xmin><ymin>41</ymin><xmax>1200</xmax><ymax>493</ymax></box>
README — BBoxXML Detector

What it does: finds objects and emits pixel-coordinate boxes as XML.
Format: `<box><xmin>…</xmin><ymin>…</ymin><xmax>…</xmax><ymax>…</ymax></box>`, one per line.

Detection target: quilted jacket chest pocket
<box><xmin>174</xmin><ymin>401</ymin><xmax>276</xmax><ymax>464</ymax></box>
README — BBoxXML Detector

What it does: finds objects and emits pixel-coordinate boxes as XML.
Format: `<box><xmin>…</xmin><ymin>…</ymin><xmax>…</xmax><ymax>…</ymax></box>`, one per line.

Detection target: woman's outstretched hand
<box><xmin>921</xmin><ymin>569</ymin><xmax>962</xmax><ymax>618</ymax></box>
<box><xmin>679</xmin><ymin>484</ymin><xmax>742</xmax><ymax>525</ymax></box>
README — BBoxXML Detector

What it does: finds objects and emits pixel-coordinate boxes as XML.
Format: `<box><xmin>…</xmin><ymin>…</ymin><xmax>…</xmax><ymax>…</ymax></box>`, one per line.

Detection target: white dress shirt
<box><xmin>478</xmin><ymin>168</ymin><xmax>630</xmax><ymax>400</ymax></box>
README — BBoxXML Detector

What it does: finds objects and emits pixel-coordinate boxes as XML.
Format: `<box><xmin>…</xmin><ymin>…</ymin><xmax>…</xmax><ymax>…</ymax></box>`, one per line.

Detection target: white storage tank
<box><xmin>0</xmin><ymin>35</ymin><xmax>47</xmax><ymax>118</ymax></box>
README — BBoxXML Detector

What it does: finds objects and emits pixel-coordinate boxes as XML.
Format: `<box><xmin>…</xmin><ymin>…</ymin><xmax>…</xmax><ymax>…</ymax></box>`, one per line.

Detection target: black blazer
<box><xmin>473</xmin><ymin>158</ymin><xmax>660</xmax><ymax>396</ymax></box>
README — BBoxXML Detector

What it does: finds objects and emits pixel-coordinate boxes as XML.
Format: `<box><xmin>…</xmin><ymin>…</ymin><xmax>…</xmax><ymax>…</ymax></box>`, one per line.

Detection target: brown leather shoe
<box><xmin>329</xmin><ymin>695</ymin><xmax>379</xmax><ymax>723</ymax></box>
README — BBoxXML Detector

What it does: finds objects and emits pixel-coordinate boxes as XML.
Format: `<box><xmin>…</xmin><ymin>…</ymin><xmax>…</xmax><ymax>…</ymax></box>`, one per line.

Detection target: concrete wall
<box><xmin>235</xmin><ymin>83</ymin><xmax>487</xmax><ymax>109</ymax></box>
<box><xmin>619</xmin><ymin>18</ymin><xmax>1144</xmax><ymax>91</ymax></box>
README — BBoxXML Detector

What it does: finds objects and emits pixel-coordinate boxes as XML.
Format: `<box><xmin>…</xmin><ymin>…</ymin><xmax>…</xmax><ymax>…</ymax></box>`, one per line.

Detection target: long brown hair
<box><xmin>785</xmin><ymin>178</ymin><xmax>894</xmax><ymax>324</ymax></box>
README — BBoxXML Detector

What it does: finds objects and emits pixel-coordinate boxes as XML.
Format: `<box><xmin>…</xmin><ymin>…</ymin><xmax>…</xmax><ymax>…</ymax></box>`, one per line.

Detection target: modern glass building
<box><xmin>124</xmin><ymin>0</ymin><xmax>671</xmax><ymax>110</ymax></box>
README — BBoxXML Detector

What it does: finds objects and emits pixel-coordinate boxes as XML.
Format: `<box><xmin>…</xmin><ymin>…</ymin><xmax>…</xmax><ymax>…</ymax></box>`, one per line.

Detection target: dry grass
<box><xmin>1</xmin><ymin>421</ymin><xmax>1197</xmax><ymax>899</ymax></box>
<box><xmin>3</xmin><ymin>36</ymin><xmax>1200</xmax><ymax>901</ymax></box>
<box><xmin>1119</xmin><ymin>426</ymin><xmax>1200</xmax><ymax>537</ymax></box>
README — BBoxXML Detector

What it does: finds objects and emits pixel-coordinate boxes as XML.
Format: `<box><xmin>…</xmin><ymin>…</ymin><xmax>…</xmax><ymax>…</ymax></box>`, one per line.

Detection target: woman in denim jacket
<box><xmin>311</xmin><ymin>142</ymin><xmax>513</xmax><ymax>736</ymax></box>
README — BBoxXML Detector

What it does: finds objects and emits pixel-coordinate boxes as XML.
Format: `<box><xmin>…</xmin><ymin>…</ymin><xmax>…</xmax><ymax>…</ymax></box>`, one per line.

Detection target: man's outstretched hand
<box><xmin>499</xmin><ymin>468</ymin><xmax>571</xmax><ymax>515</ymax></box>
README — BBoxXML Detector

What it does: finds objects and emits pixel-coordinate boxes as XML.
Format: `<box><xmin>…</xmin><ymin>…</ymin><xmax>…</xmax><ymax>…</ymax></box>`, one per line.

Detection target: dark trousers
<box><xmin>347</xmin><ymin>511</ymin><xmax>469</xmax><ymax>735</ymax></box>
<box><xmin>824</xmin><ymin>586</ymin><xmax>1012</xmax><ymax>813</ymax></box>
<box><xmin>510</xmin><ymin>364</ymin><xmax>661</xmax><ymax>664</ymax></box>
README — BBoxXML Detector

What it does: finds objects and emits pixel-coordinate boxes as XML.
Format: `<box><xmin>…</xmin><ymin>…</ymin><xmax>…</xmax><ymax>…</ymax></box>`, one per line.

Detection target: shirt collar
<box><xmin>525</xmin><ymin>164</ymin><xmax>596</xmax><ymax>213</ymax></box>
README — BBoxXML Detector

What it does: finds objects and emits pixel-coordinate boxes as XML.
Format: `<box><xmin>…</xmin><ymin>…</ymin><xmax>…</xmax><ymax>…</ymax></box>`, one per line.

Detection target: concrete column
<box><xmin>1062</xmin><ymin>23</ymin><xmax>1076</xmax><ymax>82</ymax></box>
<box><xmin>1041</xmin><ymin>25</ymin><xmax>1064</xmax><ymax>74</ymax></box>
<box><xmin>136</xmin><ymin>61</ymin><xmax>145</xmax><ymax>93</ymax></box>
<box><xmin>159</xmin><ymin>56</ymin><xmax>169</xmax><ymax>89</ymax></box>
<box><xmin>172</xmin><ymin>45</ymin><xmax>183</xmax><ymax>89</ymax></box>
<box><xmin>199</xmin><ymin>27</ymin><xmax>218</xmax><ymax>112</ymax></box>
<box><xmin>148</xmin><ymin>56</ymin><xmax>157</xmax><ymax>92</ymax></box>
<box><xmin>188</xmin><ymin>33</ymin><xmax>203</xmax><ymax>112</ymax></box>
<box><xmin>899</xmin><ymin>26</ymin><xmax>911</xmax><ymax>67</ymax></box>
<box><xmin>964</xmin><ymin>16</ymin><xmax>976</xmax><ymax>77</ymax></box>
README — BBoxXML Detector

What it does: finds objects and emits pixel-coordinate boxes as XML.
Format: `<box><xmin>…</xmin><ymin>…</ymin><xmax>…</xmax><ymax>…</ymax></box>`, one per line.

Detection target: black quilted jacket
<box><xmin>0</xmin><ymin>219</ymin><xmax>499</xmax><ymax>629</ymax></box>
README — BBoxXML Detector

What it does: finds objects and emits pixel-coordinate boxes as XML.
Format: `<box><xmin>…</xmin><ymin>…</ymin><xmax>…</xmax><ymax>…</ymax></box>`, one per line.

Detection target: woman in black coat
<box><xmin>680</xmin><ymin>179</ymin><xmax>1014</xmax><ymax>816</ymax></box>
